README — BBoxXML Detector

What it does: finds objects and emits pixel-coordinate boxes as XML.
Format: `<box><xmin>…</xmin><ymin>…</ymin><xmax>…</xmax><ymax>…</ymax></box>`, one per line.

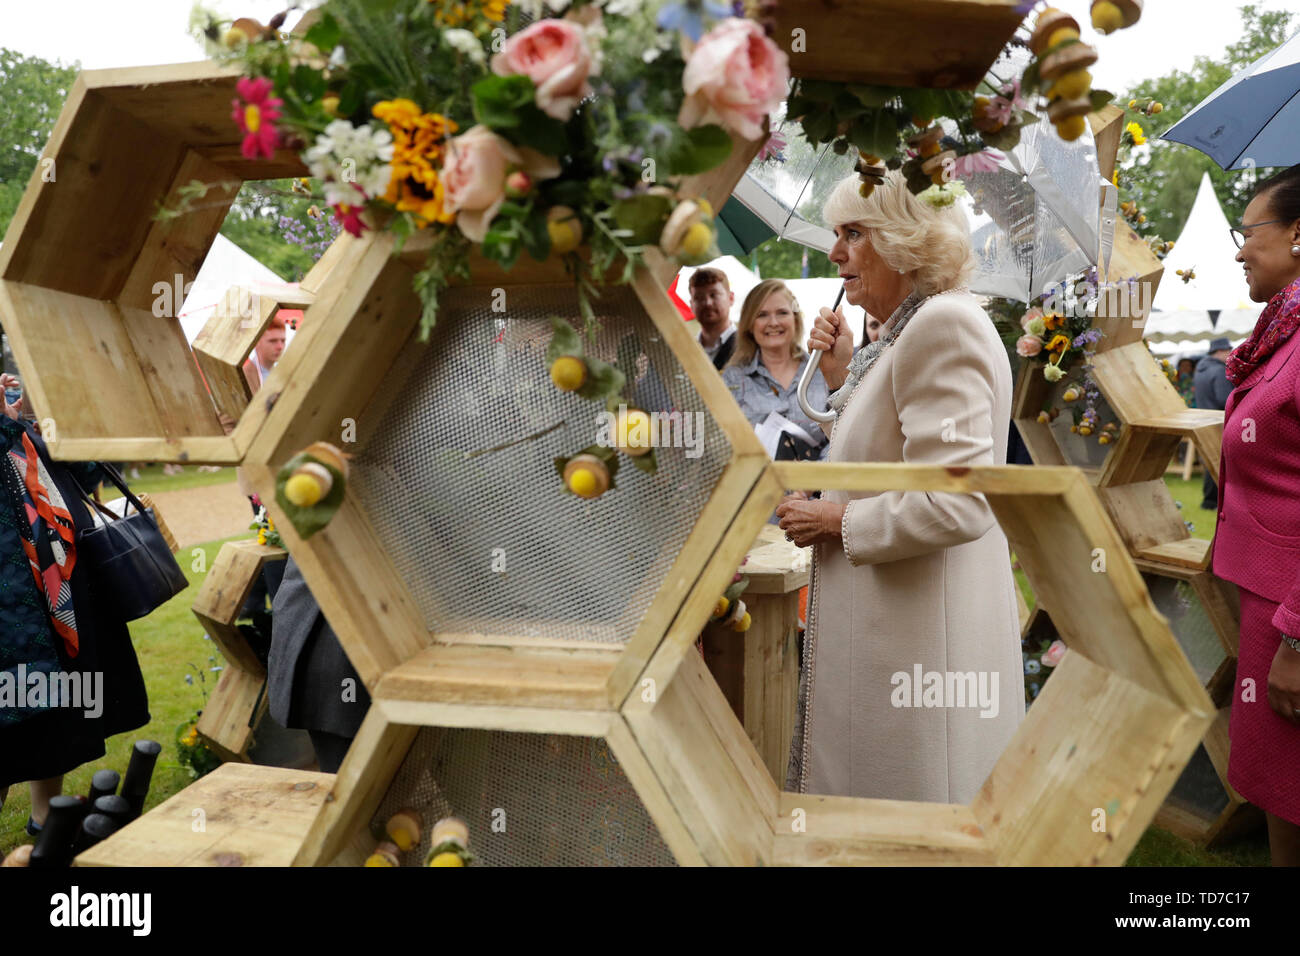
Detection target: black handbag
<box><xmin>75</xmin><ymin>464</ymin><xmax>187</xmax><ymax>621</ymax></box>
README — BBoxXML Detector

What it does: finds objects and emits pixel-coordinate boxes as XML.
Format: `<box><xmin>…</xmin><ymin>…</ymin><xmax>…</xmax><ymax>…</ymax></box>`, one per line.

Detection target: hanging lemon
<box><xmin>284</xmin><ymin>462</ymin><xmax>333</xmax><ymax>507</ymax></box>
<box><xmin>549</xmin><ymin>355</ymin><xmax>587</xmax><ymax>391</ymax></box>
<box><xmin>1091</xmin><ymin>0</ymin><xmax>1124</xmax><ymax>33</ymax></box>
<box><xmin>547</xmin><ymin>205</ymin><xmax>582</xmax><ymax>255</ymax></box>
<box><xmin>615</xmin><ymin>409</ymin><xmax>653</xmax><ymax>457</ymax></box>
<box><xmin>563</xmin><ymin>455</ymin><xmax>611</xmax><ymax>499</ymax></box>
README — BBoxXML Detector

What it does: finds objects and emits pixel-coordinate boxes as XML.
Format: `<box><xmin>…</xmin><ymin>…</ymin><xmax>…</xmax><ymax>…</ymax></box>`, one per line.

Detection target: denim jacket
<box><xmin>721</xmin><ymin>350</ymin><xmax>830</xmax><ymax>459</ymax></box>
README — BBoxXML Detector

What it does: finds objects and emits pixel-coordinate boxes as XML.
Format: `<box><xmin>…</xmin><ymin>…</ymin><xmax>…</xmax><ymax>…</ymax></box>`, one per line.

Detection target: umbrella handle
<box><xmin>796</xmin><ymin>287</ymin><xmax>843</xmax><ymax>425</ymax></box>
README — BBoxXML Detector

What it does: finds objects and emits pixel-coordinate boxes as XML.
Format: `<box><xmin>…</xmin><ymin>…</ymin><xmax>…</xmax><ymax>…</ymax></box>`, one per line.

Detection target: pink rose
<box><xmin>1042</xmin><ymin>640</ymin><xmax>1067</xmax><ymax>667</ymax></box>
<box><xmin>491</xmin><ymin>19</ymin><xmax>596</xmax><ymax>121</ymax></box>
<box><xmin>1016</xmin><ymin>334</ymin><xmax>1043</xmax><ymax>357</ymax></box>
<box><xmin>443</xmin><ymin>125</ymin><xmax>561</xmax><ymax>242</ymax></box>
<box><xmin>1020</xmin><ymin>307</ymin><xmax>1044</xmax><ymax>331</ymax></box>
<box><xmin>678</xmin><ymin>18</ymin><xmax>789</xmax><ymax>141</ymax></box>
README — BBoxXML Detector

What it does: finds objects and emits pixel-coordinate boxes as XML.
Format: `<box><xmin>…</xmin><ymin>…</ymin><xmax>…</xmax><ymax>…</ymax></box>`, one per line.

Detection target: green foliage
<box><xmin>218</xmin><ymin>179</ymin><xmax>323</xmax><ymax>281</ymax></box>
<box><xmin>749</xmin><ymin>234</ymin><xmax>839</xmax><ymax>280</ymax></box>
<box><xmin>0</xmin><ymin>48</ymin><xmax>77</xmax><ymax>241</ymax></box>
<box><xmin>1119</xmin><ymin>4</ymin><xmax>1295</xmax><ymax>243</ymax></box>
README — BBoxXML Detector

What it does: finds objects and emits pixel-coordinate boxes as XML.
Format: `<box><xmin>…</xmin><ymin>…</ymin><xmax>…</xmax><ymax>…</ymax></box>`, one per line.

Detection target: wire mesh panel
<box><xmin>1142</xmin><ymin>574</ymin><xmax>1228</xmax><ymax>686</ymax></box>
<box><xmin>350</xmin><ymin>283</ymin><xmax>731</xmax><ymax>643</ymax></box>
<box><xmin>369</xmin><ymin>727</ymin><xmax>677</xmax><ymax>866</ymax></box>
<box><xmin>1047</xmin><ymin>389</ymin><xmax>1118</xmax><ymax>470</ymax></box>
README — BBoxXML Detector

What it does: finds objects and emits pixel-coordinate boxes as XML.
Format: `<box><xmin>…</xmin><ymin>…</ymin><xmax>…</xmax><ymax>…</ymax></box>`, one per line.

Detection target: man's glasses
<box><xmin>1230</xmin><ymin>218</ymin><xmax>1289</xmax><ymax>249</ymax></box>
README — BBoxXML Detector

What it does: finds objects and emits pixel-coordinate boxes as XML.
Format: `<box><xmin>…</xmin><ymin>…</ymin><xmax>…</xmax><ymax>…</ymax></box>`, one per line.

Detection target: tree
<box><xmin>0</xmin><ymin>49</ymin><xmax>78</xmax><ymax>241</ymax></box>
<box><xmin>1119</xmin><ymin>4</ymin><xmax>1295</xmax><ymax>244</ymax></box>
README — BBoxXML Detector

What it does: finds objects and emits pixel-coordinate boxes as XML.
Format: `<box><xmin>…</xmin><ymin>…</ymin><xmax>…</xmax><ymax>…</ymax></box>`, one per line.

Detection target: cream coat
<box><xmin>794</xmin><ymin>290</ymin><xmax>1025</xmax><ymax>804</ymax></box>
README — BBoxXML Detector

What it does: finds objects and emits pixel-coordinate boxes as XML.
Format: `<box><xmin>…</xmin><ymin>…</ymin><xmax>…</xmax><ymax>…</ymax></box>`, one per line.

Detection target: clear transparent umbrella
<box><xmin>735</xmin><ymin>77</ymin><xmax>1112</xmax><ymax>303</ymax></box>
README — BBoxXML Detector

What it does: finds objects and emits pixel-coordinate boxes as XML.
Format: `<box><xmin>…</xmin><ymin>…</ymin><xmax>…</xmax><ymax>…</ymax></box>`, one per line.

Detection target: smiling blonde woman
<box><xmin>777</xmin><ymin>171</ymin><xmax>1023</xmax><ymax>803</ymax></box>
<box><xmin>722</xmin><ymin>279</ymin><xmax>830</xmax><ymax>461</ymax></box>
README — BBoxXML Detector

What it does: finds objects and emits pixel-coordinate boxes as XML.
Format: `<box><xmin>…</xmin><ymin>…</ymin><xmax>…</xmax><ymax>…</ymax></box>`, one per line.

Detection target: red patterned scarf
<box><xmin>1226</xmin><ymin>275</ymin><xmax>1300</xmax><ymax>385</ymax></box>
<box><xmin>6</xmin><ymin>431</ymin><xmax>79</xmax><ymax>656</ymax></box>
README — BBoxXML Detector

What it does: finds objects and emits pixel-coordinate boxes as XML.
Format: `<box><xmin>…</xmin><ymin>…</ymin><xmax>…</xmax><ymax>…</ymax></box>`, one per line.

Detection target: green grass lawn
<box><xmin>0</xmin><ymin>534</ymin><xmax>246</xmax><ymax>858</ymax></box>
<box><xmin>0</xmin><ymin>471</ymin><xmax>1270</xmax><ymax>865</ymax></box>
<box><xmin>101</xmin><ymin>462</ymin><xmax>238</xmax><ymax>499</ymax></box>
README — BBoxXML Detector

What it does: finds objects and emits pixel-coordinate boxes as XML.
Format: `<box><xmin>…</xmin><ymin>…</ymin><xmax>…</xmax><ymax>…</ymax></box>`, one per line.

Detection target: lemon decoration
<box><xmin>1091</xmin><ymin>0</ymin><xmax>1124</xmax><ymax>33</ymax></box>
<box><xmin>1055</xmin><ymin>114</ymin><xmax>1087</xmax><ymax>142</ymax></box>
<box><xmin>1050</xmin><ymin>69</ymin><xmax>1091</xmax><ymax>102</ymax></box>
<box><xmin>285</xmin><ymin>470</ymin><xmax>325</xmax><ymax>507</ymax></box>
<box><xmin>1047</xmin><ymin>26</ymin><xmax>1079</xmax><ymax>48</ymax></box>
<box><xmin>681</xmin><ymin>221</ymin><xmax>713</xmax><ymax>260</ymax></box>
<box><xmin>563</xmin><ymin>454</ymin><xmax>611</xmax><ymax>499</ymax></box>
<box><xmin>549</xmin><ymin>354</ymin><xmax>587</xmax><ymax>391</ymax></box>
<box><xmin>428</xmin><ymin>852</ymin><xmax>465</xmax><ymax>867</ymax></box>
<box><xmin>547</xmin><ymin>205</ymin><xmax>582</xmax><ymax>255</ymax></box>
<box><xmin>615</xmin><ymin>408</ymin><xmax>653</xmax><ymax>456</ymax></box>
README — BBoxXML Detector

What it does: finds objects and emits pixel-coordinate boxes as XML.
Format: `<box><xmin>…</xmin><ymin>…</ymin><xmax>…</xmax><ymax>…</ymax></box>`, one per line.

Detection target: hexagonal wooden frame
<box><xmin>191</xmin><ymin>538</ymin><xmax>288</xmax><ymax>760</ymax></box>
<box><xmin>241</xmin><ymin>241</ymin><xmax>780</xmax><ymax>715</ymax></box>
<box><xmin>0</xmin><ymin>61</ymin><xmax>308</xmax><ymax>464</ymax></box>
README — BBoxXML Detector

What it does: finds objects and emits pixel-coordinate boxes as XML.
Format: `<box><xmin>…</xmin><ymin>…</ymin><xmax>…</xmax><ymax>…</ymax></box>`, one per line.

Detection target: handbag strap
<box><xmin>92</xmin><ymin>462</ymin><xmax>149</xmax><ymax>518</ymax></box>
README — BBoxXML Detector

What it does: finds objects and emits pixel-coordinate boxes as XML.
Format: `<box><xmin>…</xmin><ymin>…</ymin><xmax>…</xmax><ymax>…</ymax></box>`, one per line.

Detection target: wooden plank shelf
<box><xmin>75</xmin><ymin>764</ymin><xmax>334</xmax><ymax>867</ymax></box>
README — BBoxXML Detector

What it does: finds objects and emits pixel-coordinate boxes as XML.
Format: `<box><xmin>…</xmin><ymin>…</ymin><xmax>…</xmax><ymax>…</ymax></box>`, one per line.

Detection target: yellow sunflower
<box><xmin>373</xmin><ymin>98</ymin><xmax>459</xmax><ymax>227</ymax></box>
<box><xmin>1047</xmin><ymin>334</ymin><xmax>1071</xmax><ymax>353</ymax></box>
<box><xmin>1126</xmin><ymin>121</ymin><xmax>1147</xmax><ymax>146</ymax></box>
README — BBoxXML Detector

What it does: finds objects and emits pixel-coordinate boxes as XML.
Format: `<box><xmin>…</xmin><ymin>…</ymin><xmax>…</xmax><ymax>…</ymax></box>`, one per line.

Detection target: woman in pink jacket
<box><xmin>1217</xmin><ymin>164</ymin><xmax>1300</xmax><ymax>866</ymax></box>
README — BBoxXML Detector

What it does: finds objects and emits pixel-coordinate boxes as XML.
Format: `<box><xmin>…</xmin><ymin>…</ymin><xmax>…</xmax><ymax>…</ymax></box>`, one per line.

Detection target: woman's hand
<box><xmin>809</xmin><ymin>305</ymin><xmax>854</xmax><ymax>391</ymax></box>
<box><xmin>1268</xmin><ymin>638</ymin><xmax>1300</xmax><ymax>726</ymax></box>
<box><xmin>1</xmin><ymin>374</ymin><xmax>23</xmax><ymax>422</ymax></box>
<box><xmin>775</xmin><ymin>495</ymin><xmax>845</xmax><ymax>548</ymax></box>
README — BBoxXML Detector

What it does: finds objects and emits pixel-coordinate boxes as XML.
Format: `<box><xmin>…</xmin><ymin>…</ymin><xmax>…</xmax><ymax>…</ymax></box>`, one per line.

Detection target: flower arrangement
<box><xmin>249</xmin><ymin>496</ymin><xmax>284</xmax><ymax>548</ymax></box>
<box><xmin>1022</xmin><ymin>633</ymin><xmax>1067</xmax><ymax>707</ymax></box>
<box><xmin>193</xmin><ymin>0</ymin><xmax>789</xmax><ymax>338</ymax></box>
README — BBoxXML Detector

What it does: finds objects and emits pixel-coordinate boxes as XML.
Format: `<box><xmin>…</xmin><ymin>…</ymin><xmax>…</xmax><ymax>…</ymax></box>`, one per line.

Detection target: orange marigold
<box><xmin>373</xmin><ymin>98</ymin><xmax>459</xmax><ymax>227</ymax></box>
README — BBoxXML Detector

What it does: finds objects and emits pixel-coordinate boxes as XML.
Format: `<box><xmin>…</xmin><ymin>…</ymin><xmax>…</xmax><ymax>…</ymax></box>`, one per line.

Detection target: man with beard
<box><xmin>690</xmin><ymin>267</ymin><xmax>737</xmax><ymax>370</ymax></box>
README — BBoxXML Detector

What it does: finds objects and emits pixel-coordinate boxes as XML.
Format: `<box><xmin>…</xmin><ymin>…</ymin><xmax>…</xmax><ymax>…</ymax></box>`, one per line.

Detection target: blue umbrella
<box><xmin>1163</xmin><ymin>28</ymin><xmax>1300</xmax><ymax>169</ymax></box>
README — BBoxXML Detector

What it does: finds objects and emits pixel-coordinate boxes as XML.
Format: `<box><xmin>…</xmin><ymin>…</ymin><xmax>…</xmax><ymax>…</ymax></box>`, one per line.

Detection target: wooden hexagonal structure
<box><xmin>242</xmin><ymin>241</ymin><xmax>782</xmax><ymax>716</ymax></box>
<box><xmin>293</xmin><ymin>461</ymin><xmax>1214</xmax><ymax>866</ymax></box>
<box><xmin>0</xmin><ymin>61</ymin><xmax>308</xmax><ymax>464</ymax></box>
<box><xmin>192</xmin><ymin>538</ymin><xmax>288</xmax><ymax>760</ymax></box>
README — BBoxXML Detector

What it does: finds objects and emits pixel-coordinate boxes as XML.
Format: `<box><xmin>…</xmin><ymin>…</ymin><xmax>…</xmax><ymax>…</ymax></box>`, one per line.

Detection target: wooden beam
<box><xmin>293</xmin><ymin>708</ymin><xmax>420</xmax><ymax>866</ymax></box>
<box><xmin>772</xmin><ymin>793</ymin><xmax>995</xmax><ymax>866</ymax></box>
<box><xmin>773</xmin><ymin>0</ymin><xmax>1026</xmax><ymax>89</ymax></box>
<box><xmin>623</xmin><ymin>648</ymin><xmax>777</xmax><ymax>866</ymax></box>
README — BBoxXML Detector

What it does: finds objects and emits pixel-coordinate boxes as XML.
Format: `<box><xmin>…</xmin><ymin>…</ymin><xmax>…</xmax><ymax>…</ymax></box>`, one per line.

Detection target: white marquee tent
<box><xmin>177</xmin><ymin>233</ymin><xmax>303</xmax><ymax>344</ymax></box>
<box><xmin>1144</xmin><ymin>172</ymin><xmax>1259</xmax><ymax>357</ymax></box>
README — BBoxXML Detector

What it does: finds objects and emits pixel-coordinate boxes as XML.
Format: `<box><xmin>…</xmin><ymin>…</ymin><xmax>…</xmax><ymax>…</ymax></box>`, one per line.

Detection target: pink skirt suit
<box><xmin>1211</xmin><ymin>328</ymin><xmax>1300</xmax><ymax>825</ymax></box>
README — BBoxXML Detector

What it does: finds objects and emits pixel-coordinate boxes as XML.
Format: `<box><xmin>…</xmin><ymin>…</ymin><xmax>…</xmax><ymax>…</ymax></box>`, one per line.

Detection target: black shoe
<box><xmin>25</xmin><ymin>816</ymin><xmax>42</xmax><ymax>836</ymax></box>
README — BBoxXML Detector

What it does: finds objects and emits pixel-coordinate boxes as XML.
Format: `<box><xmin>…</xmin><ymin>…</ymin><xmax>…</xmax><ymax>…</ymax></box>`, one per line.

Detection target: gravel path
<box><xmin>142</xmin><ymin>481</ymin><xmax>254</xmax><ymax>549</ymax></box>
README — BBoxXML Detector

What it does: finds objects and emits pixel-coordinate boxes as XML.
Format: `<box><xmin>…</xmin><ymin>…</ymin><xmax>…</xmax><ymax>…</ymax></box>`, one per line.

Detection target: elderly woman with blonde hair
<box><xmin>776</xmin><ymin>171</ymin><xmax>1023</xmax><ymax>804</ymax></box>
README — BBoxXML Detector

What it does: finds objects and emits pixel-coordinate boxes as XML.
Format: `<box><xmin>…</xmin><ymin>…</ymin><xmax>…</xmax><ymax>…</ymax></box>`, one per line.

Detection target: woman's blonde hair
<box><xmin>728</xmin><ymin>279</ymin><xmax>804</xmax><ymax>369</ymax></box>
<box><xmin>821</xmin><ymin>171</ymin><xmax>974</xmax><ymax>296</ymax></box>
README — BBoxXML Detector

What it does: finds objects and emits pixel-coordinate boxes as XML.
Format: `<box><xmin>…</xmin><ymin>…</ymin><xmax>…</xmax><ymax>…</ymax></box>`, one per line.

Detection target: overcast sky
<box><xmin>4</xmin><ymin>0</ymin><xmax>1298</xmax><ymax>96</ymax></box>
